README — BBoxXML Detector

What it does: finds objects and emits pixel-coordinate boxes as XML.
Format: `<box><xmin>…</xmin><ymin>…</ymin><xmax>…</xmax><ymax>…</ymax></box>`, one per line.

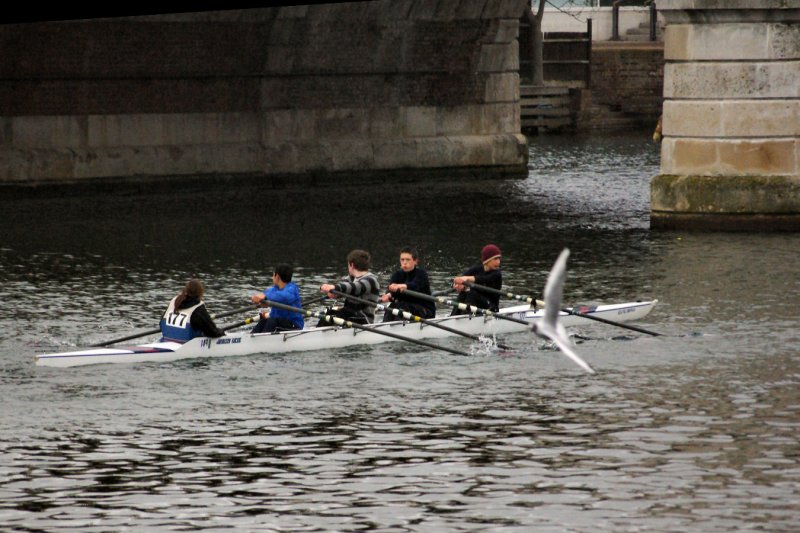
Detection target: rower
<box><xmin>450</xmin><ymin>244</ymin><xmax>503</xmax><ymax>316</ymax></box>
<box><xmin>160</xmin><ymin>279</ymin><xmax>225</xmax><ymax>343</ymax></box>
<box><xmin>250</xmin><ymin>264</ymin><xmax>304</xmax><ymax>333</ymax></box>
<box><xmin>379</xmin><ymin>245</ymin><xmax>436</xmax><ymax>322</ymax></box>
<box><xmin>317</xmin><ymin>249</ymin><xmax>381</xmax><ymax>326</ymax></box>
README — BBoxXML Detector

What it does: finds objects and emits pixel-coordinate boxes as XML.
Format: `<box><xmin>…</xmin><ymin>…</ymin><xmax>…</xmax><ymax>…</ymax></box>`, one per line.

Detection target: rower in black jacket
<box><xmin>450</xmin><ymin>244</ymin><xmax>502</xmax><ymax>315</ymax></box>
<box><xmin>380</xmin><ymin>246</ymin><xmax>437</xmax><ymax>321</ymax></box>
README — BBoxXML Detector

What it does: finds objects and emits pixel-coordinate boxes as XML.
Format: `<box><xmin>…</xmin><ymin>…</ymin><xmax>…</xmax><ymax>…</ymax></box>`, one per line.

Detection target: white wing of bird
<box><xmin>533</xmin><ymin>248</ymin><xmax>596</xmax><ymax>374</ymax></box>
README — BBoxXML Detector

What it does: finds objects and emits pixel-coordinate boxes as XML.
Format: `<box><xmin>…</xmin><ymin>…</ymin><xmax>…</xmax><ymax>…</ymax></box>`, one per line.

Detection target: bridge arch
<box><xmin>0</xmin><ymin>1</ymin><xmax>529</xmax><ymax>187</ymax></box>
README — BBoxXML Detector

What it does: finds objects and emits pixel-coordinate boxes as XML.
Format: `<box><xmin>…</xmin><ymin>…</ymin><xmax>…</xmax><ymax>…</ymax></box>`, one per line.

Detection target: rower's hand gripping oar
<box><xmin>404</xmin><ymin>249</ymin><xmax>595</xmax><ymax>374</ymax></box>
<box><xmin>90</xmin><ymin>303</ymin><xmax>261</xmax><ymax>347</ymax></box>
<box><xmin>328</xmin><ymin>289</ymin><xmax>513</xmax><ymax>351</ymax></box>
<box><xmin>221</xmin><ymin>294</ymin><xmax>333</xmax><ymax>332</ymax></box>
<box><xmin>259</xmin><ymin>298</ymin><xmax>472</xmax><ymax>357</ymax></box>
<box><xmin>461</xmin><ymin>285</ymin><xmax>540</xmax><ymax>308</ymax></box>
<box><xmin>464</xmin><ymin>281</ymin><xmax>663</xmax><ymax>337</ymax></box>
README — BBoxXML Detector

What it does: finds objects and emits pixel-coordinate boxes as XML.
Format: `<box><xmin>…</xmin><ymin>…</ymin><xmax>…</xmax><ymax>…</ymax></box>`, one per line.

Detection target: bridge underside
<box><xmin>0</xmin><ymin>1</ymin><xmax>529</xmax><ymax>187</ymax></box>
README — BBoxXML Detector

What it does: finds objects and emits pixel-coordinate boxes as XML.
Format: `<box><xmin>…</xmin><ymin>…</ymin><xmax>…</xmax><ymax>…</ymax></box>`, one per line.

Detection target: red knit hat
<box><xmin>481</xmin><ymin>244</ymin><xmax>502</xmax><ymax>263</ymax></box>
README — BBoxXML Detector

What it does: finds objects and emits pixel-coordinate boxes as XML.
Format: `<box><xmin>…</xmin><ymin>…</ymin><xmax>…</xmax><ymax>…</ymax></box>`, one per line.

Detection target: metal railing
<box><xmin>611</xmin><ymin>1</ymin><xmax>659</xmax><ymax>42</ymax></box>
<box><xmin>649</xmin><ymin>1</ymin><xmax>657</xmax><ymax>41</ymax></box>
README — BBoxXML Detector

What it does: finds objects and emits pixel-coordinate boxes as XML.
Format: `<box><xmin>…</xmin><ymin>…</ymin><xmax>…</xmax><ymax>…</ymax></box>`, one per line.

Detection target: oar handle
<box><xmin>222</xmin><ymin>295</ymin><xmax>332</xmax><ymax>332</ymax></box>
<box><xmin>221</xmin><ymin>315</ymin><xmax>260</xmax><ymax>331</ymax></box>
<box><xmin>300</xmin><ymin>294</ymin><xmax>329</xmax><ymax>308</ymax></box>
<box><xmin>431</xmin><ymin>288</ymin><xmax>455</xmax><ymax>297</ymax></box>
<box><xmin>329</xmin><ymin>289</ymin><xmax>381</xmax><ymax>308</ymax></box>
<box><xmin>464</xmin><ymin>281</ymin><xmax>536</xmax><ymax>305</ymax></box>
<box><xmin>403</xmin><ymin>287</ymin><xmax>482</xmax><ymax>312</ymax></box>
<box><xmin>212</xmin><ymin>303</ymin><xmax>261</xmax><ymax>320</ymax></box>
<box><xmin>402</xmin><ymin>288</ymin><xmax>532</xmax><ymax>327</ymax></box>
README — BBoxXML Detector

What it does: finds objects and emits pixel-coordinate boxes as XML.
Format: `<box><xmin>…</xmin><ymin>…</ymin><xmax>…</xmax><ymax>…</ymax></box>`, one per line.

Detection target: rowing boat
<box><xmin>35</xmin><ymin>300</ymin><xmax>658</xmax><ymax>368</ymax></box>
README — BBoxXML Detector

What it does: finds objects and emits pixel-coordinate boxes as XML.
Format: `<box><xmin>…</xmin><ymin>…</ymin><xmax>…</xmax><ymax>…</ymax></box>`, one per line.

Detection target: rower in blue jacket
<box><xmin>250</xmin><ymin>264</ymin><xmax>305</xmax><ymax>333</ymax></box>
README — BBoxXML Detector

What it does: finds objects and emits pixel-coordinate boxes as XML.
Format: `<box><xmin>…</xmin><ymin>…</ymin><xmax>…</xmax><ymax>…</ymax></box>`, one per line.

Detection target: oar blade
<box><xmin>536</xmin><ymin>248</ymin><xmax>596</xmax><ymax>374</ymax></box>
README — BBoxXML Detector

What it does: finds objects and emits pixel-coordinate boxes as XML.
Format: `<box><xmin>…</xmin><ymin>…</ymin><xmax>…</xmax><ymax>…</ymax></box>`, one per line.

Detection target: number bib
<box><xmin>159</xmin><ymin>297</ymin><xmax>203</xmax><ymax>342</ymax></box>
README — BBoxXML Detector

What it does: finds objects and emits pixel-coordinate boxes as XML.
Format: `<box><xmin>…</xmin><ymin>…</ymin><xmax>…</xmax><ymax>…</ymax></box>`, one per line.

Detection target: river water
<box><xmin>1</xmin><ymin>130</ymin><xmax>799</xmax><ymax>532</ymax></box>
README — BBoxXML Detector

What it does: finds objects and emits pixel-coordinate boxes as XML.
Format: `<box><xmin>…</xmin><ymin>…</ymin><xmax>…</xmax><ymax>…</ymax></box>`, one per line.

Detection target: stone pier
<box><xmin>651</xmin><ymin>0</ymin><xmax>800</xmax><ymax>231</ymax></box>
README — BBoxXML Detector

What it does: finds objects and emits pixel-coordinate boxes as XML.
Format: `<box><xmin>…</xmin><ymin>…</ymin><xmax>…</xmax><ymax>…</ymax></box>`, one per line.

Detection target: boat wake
<box><xmin>468</xmin><ymin>335</ymin><xmax>502</xmax><ymax>356</ymax></box>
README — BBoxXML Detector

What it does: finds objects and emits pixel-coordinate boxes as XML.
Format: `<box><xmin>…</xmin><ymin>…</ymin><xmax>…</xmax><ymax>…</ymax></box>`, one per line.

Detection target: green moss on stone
<box><xmin>651</xmin><ymin>174</ymin><xmax>800</xmax><ymax>214</ymax></box>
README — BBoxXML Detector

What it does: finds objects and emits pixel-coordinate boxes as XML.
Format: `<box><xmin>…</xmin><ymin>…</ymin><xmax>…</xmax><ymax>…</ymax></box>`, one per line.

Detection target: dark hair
<box><xmin>274</xmin><ymin>263</ymin><xmax>293</xmax><ymax>283</ymax></box>
<box><xmin>399</xmin><ymin>245</ymin><xmax>418</xmax><ymax>260</ymax></box>
<box><xmin>174</xmin><ymin>278</ymin><xmax>204</xmax><ymax>309</ymax></box>
<box><xmin>346</xmin><ymin>249</ymin><xmax>371</xmax><ymax>271</ymax></box>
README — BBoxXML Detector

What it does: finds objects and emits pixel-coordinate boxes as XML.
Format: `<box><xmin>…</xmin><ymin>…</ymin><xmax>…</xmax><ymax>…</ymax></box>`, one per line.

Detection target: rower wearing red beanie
<box><xmin>451</xmin><ymin>244</ymin><xmax>503</xmax><ymax>315</ymax></box>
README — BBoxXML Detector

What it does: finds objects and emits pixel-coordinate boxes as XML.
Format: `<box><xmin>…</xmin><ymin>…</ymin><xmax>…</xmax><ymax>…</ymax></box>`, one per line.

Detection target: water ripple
<box><xmin>1</xmin><ymin>132</ymin><xmax>799</xmax><ymax>531</ymax></box>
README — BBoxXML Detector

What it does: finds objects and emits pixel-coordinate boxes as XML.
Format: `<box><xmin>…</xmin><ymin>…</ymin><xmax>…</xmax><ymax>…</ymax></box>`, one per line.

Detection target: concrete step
<box><xmin>625</xmin><ymin>20</ymin><xmax>665</xmax><ymax>41</ymax></box>
<box><xmin>520</xmin><ymin>84</ymin><xmax>576</xmax><ymax>132</ymax></box>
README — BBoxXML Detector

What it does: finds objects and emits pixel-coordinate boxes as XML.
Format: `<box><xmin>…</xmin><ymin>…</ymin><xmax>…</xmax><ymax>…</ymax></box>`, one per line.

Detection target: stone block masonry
<box><xmin>591</xmin><ymin>42</ymin><xmax>664</xmax><ymax>125</ymax></box>
<box><xmin>0</xmin><ymin>1</ymin><xmax>529</xmax><ymax>187</ymax></box>
<box><xmin>651</xmin><ymin>0</ymin><xmax>800</xmax><ymax>231</ymax></box>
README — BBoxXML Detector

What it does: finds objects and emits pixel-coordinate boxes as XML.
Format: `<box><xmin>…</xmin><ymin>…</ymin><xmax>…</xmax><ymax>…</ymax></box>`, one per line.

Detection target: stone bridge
<box><xmin>652</xmin><ymin>0</ymin><xmax>800</xmax><ymax>231</ymax></box>
<box><xmin>0</xmin><ymin>1</ymin><xmax>529</xmax><ymax>187</ymax></box>
<box><xmin>3</xmin><ymin>1</ymin><xmax>798</xmax><ymax>231</ymax></box>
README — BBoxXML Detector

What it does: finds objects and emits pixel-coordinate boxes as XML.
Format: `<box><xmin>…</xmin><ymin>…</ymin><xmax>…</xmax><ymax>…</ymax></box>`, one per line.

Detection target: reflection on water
<box><xmin>1</xmin><ymin>130</ymin><xmax>799</xmax><ymax>531</ymax></box>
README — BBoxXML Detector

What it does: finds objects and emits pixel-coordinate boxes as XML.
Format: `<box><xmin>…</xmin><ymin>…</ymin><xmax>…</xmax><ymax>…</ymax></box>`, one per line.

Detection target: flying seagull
<box><xmin>533</xmin><ymin>248</ymin><xmax>596</xmax><ymax>374</ymax></box>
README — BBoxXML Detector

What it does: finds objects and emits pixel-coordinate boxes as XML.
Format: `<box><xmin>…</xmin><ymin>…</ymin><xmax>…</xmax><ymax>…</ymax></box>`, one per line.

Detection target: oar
<box><xmin>90</xmin><ymin>303</ymin><xmax>260</xmax><ymax>347</ymax></box>
<box><xmin>404</xmin><ymin>249</ymin><xmax>595</xmax><ymax>374</ymax></box>
<box><xmin>301</xmin><ymin>295</ymin><xmax>330</xmax><ymax>308</ymax></box>
<box><xmin>329</xmin><ymin>289</ymin><xmax>513</xmax><ymax>350</ymax></box>
<box><xmin>235</xmin><ymin>294</ymin><xmax>331</xmax><ymax>329</ymax></box>
<box><xmin>220</xmin><ymin>315</ymin><xmax>261</xmax><ymax>331</ymax></box>
<box><xmin>222</xmin><ymin>294</ymin><xmax>332</xmax><ymax>332</ymax></box>
<box><xmin>401</xmin><ymin>288</ymin><xmax>533</xmax><ymax>327</ymax></box>
<box><xmin>465</xmin><ymin>281</ymin><xmax>663</xmax><ymax>337</ymax></box>
<box><xmin>253</xmin><ymin>293</ymin><xmax>328</xmax><ymax>310</ymax></box>
<box><xmin>260</xmin><ymin>298</ymin><xmax>472</xmax><ymax>357</ymax></box>
<box><xmin>462</xmin><ymin>283</ymin><xmax>539</xmax><ymax>306</ymax></box>
<box><xmin>432</xmin><ymin>288</ymin><xmax>455</xmax><ymax>297</ymax></box>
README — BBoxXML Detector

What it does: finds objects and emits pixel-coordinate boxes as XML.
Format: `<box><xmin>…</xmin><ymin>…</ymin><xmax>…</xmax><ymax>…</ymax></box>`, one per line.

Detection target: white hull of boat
<box><xmin>35</xmin><ymin>300</ymin><xmax>657</xmax><ymax>368</ymax></box>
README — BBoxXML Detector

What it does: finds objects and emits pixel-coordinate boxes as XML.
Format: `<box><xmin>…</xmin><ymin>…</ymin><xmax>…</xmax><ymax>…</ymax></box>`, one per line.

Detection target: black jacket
<box><xmin>461</xmin><ymin>264</ymin><xmax>502</xmax><ymax>311</ymax></box>
<box><xmin>386</xmin><ymin>267</ymin><xmax>437</xmax><ymax>317</ymax></box>
<box><xmin>178</xmin><ymin>296</ymin><xmax>225</xmax><ymax>338</ymax></box>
